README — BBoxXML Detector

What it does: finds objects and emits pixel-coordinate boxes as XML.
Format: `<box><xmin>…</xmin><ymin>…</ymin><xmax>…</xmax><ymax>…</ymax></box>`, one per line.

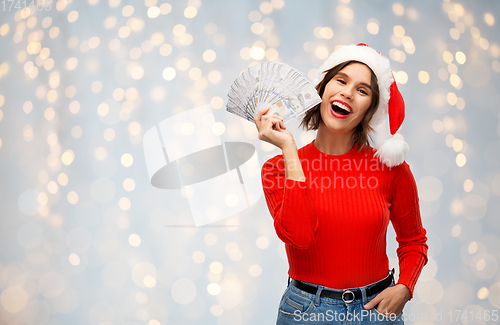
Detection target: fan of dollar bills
<box><xmin>226</xmin><ymin>62</ymin><xmax>322</xmax><ymax>123</ymax></box>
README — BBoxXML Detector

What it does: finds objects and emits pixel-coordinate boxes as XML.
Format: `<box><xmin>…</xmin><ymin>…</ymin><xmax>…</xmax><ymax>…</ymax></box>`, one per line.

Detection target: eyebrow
<box><xmin>336</xmin><ymin>72</ymin><xmax>372</xmax><ymax>89</ymax></box>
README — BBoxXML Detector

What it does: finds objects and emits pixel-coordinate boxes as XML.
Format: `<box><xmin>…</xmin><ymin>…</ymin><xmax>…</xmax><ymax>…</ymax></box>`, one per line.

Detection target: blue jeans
<box><xmin>276</xmin><ymin>270</ymin><xmax>404</xmax><ymax>324</ymax></box>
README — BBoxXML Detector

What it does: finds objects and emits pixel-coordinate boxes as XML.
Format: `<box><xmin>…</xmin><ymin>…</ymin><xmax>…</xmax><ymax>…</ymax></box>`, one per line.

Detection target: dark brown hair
<box><xmin>299</xmin><ymin>60</ymin><xmax>380</xmax><ymax>153</ymax></box>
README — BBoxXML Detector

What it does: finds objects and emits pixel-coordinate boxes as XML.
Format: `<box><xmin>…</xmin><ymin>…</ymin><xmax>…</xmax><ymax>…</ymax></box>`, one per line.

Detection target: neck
<box><xmin>314</xmin><ymin>123</ymin><xmax>355</xmax><ymax>155</ymax></box>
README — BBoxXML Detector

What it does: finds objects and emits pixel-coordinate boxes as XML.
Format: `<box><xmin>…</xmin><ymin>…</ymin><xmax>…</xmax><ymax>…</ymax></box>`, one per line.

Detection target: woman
<box><xmin>255</xmin><ymin>44</ymin><xmax>428</xmax><ymax>324</ymax></box>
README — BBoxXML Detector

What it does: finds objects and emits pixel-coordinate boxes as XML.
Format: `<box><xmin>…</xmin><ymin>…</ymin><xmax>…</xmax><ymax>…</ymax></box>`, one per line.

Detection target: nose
<box><xmin>341</xmin><ymin>90</ymin><xmax>353</xmax><ymax>101</ymax></box>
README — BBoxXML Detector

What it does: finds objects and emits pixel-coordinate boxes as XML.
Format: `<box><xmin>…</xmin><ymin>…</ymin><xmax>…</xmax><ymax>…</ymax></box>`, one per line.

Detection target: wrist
<box><xmin>395</xmin><ymin>284</ymin><xmax>411</xmax><ymax>300</ymax></box>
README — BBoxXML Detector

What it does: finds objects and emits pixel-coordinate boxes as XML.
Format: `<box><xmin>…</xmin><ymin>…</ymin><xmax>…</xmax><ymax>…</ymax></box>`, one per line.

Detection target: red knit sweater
<box><xmin>261</xmin><ymin>140</ymin><xmax>428</xmax><ymax>300</ymax></box>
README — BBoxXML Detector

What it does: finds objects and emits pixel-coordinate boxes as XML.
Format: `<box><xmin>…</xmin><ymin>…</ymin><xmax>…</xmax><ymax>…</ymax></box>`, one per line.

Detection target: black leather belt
<box><xmin>290</xmin><ymin>269</ymin><xmax>394</xmax><ymax>303</ymax></box>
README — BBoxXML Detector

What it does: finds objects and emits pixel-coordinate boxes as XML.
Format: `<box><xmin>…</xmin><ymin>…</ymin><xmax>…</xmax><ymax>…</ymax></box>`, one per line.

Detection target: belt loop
<box><xmin>287</xmin><ymin>276</ymin><xmax>291</xmax><ymax>287</ymax></box>
<box><xmin>361</xmin><ymin>287</ymin><xmax>368</xmax><ymax>305</ymax></box>
<box><xmin>314</xmin><ymin>286</ymin><xmax>324</xmax><ymax>306</ymax></box>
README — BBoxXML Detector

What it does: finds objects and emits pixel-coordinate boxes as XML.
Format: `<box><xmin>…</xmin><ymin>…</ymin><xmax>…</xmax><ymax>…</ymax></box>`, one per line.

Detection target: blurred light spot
<box><xmin>367</xmin><ymin>20</ymin><xmax>379</xmax><ymax>35</ymax></box>
<box><xmin>69</xmin><ymin>101</ymin><xmax>80</xmax><ymax>114</ymax></box>
<box><xmin>94</xmin><ymin>147</ymin><xmax>107</xmax><ymax>161</ymax></box>
<box><xmin>162</xmin><ymin>67</ymin><xmax>176</xmax><ymax>80</ymax></box>
<box><xmin>159</xmin><ymin>44</ymin><xmax>172</xmax><ymax>56</ymax></box>
<box><xmin>416</xmin><ymin>279</ymin><xmax>444</xmax><ymax>304</ymax></box>
<box><xmin>447</xmin><ymin>63</ymin><xmax>458</xmax><ymax>75</ymax></box>
<box><xmin>418</xmin><ymin>71</ymin><xmax>429</xmax><ymax>84</ymax></box>
<box><xmin>171</xmin><ymin>278</ymin><xmax>196</xmax><ymax>304</ymax></box>
<box><xmin>456</xmin><ymin>51</ymin><xmax>466</xmax><ymax>64</ymax></box>
<box><xmin>265</xmin><ymin>48</ymin><xmax>279</xmax><ymax>61</ymax></box>
<box><xmin>393</xmin><ymin>25</ymin><xmax>405</xmax><ymax>37</ymax></box>
<box><xmin>147</xmin><ymin>6</ymin><xmax>160</xmax><ymax>18</ymax></box>
<box><xmin>456</xmin><ymin>153</ymin><xmax>466</xmax><ymax>167</ymax></box>
<box><xmin>136</xmin><ymin>292</ymin><xmax>148</xmax><ymax>304</ymax></box>
<box><xmin>315</xmin><ymin>46</ymin><xmax>329</xmax><ymax>60</ymax></box>
<box><xmin>251</xmin><ymin>22</ymin><xmax>264</xmax><ymax>34</ymax></box>
<box><xmin>484</xmin><ymin>13</ymin><xmax>495</xmax><ymax>26</ymax></box>
<box><xmin>68</xmin><ymin>11</ymin><xmax>79</xmax><ymax>23</ymax></box>
<box><xmin>0</xmin><ymin>286</ymin><xmax>28</xmax><ymax>313</ymax></box>
<box><xmin>129</xmin><ymin>234</ymin><xmax>141</xmax><ymax>246</ymax></box>
<box><xmin>173</xmin><ymin>24</ymin><xmax>186</xmax><ymax>36</ymax></box>
<box><xmin>249</xmin><ymin>46</ymin><xmax>265</xmax><ymax>60</ymax></box>
<box><xmin>210</xmin><ymin>261</ymin><xmax>223</xmax><ymax>274</ymax></box>
<box><xmin>57</xmin><ymin>173</ymin><xmax>68</xmax><ymax>186</ymax></box>
<box><xmin>69</xmin><ymin>253</ymin><xmax>80</xmax><ymax>266</ymax></box>
<box><xmin>477</xmin><ymin>287</ymin><xmax>489</xmax><ymax>300</ymax></box>
<box><xmin>123</xmin><ymin>178</ymin><xmax>135</xmax><ymax>191</ymax></box>
<box><xmin>256</xmin><ymin>236</ymin><xmax>270</xmax><ymax>249</ymax></box>
<box><xmin>447</xmin><ymin>92</ymin><xmax>457</xmax><ymax>105</ymax></box>
<box><xmin>207</xmin><ymin>283</ymin><xmax>221</xmax><ymax>295</ymax></box>
<box><xmin>37</xmin><ymin>191</ymin><xmax>48</xmax><ymax>205</ymax></box>
<box><xmin>118</xmin><ymin>26</ymin><xmax>131</xmax><ymax>38</ymax></box>
<box><xmin>66</xmin><ymin>57</ymin><xmax>78</xmax><ymax>70</ymax></box>
<box><xmin>122</xmin><ymin>5</ymin><xmax>134</xmax><ymax>17</ymax></box>
<box><xmin>210</xmin><ymin>96</ymin><xmax>224</xmax><ymax>110</ymax></box>
<box><xmin>260</xmin><ymin>1</ymin><xmax>273</xmax><ymax>14</ymax></box>
<box><xmin>184</xmin><ymin>6</ymin><xmax>197</xmax><ymax>18</ymax></box>
<box><xmin>213</xmin><ymin>122</ymin><xmax>225</xmax><ymax>136</ymax></box>
<box><xmin>210</xmin><ymin>305</ymin><xmax>223</xmax><ymax>316</ymax></box>
<box><xmin>67</xmin><ymin>191</ymin><xmax>78</xmax><ymax>204</ymax></box>
<box><xmin>203</xmin><ymin>49</ymin><xmax>216</xmax><ymax>62</ymax></box>
<box><xmin>144</xmin><ymin>275</ymin><xmax>156</xmax><ymax>288</ymax></box>
<box><xmin>120</xmin><ymin>153</ymin><xmax>134</xmax><ymax>167</ymax></box>
<box><xmin>249</xmin><ymin>10</ymin><xmax>261</xmax><ymax>22</ymax></box>
<box><xmin>23</xmin><ymin>101</ymin><xmax>33</xmax><ymax>114</ymax></box>
<box><xmin>71</xmin><ymin>126</ymin><xmax>82</xmax><ymax>139</ymax></box>
<box><xmin>395</xmin><ymin>71</ymin><xmax>408</xmax><ymax>84</ymax></box>
<box><xmin>103</xmin><ymin>128</ymin><xmax>115</xmax><ymax>141</ymax></box>
<box><xmin>207</xmin><ymin>71</ymin><xmax>222</xmax><ymax>85</ymax></box>
<box><xmin>0</xmin><ymin>24</ymin><xmax>9</xmax><ymax>36</ymax></box>
<box><xmin>452</xmin><ymin>138</ymin><xmax>463</xmax><ymax>152</ymax></box>
<box><xmin>472</xmin><ymin>253</ymin><xmax>497</xmax><ymax>279</ymax></box>
<box><xmin>160</xmin><ymin>3</ymin><xmax>172</xmax><ymax>14</ymax></box>
<box><xmin>249</xmin><ymin>265</ymin><xmax>262</xmax><ymax>277</ymax></box>
<box><xmin>450</xmin><ymin>28</ymin><xmax>460</xmax><ymax>40</ymax></box>
<box><xmin>418</xmin><ymin>176</ymin><xmax>443</xmax><ymax>201</ymax></box>
<box><xmin>451</xmin><ymin>224</ymin><xmax>461</xmax><ymax>237</ymax></box>
<box><xmin>320</xmin><ymin>27</ymin><xmax>333</xmax><ymax>39</ymax></box>
<box><xmin>392</xmin><ymin>3</ymin><xmax>404</xmax><ymax>16</ymax></box>
<box><xmin>61</xmin><ymin>150</ymin><xmax>75</xmax><ymax>166</ymax></box>
<box><xmin>91</xmin><ymin>81</ymin><xmax>103</xmax><ymax>93</ymax></box>
<box><xmin>192</xmin><ymin>251</ymin><xmax>205</xmax><ymax>263</ymax></box>
<box><xmin>463</xmin><ymin>179</ymin><xmax>474</xmax><ymax>193</ymax></box>
<box><xmin>119</xmin><ymin>197</ymin><xmax>131</xmax><ymax>210</ymax></box>
<box><xmin>104</xmin><ymin>15</ymin><xmax>117</xmax><ymax>29</ymax></box>
<box><xmin>443</xmin><ymin>51</ymin><xmax>453</xmax><ymax>63</ymax></box>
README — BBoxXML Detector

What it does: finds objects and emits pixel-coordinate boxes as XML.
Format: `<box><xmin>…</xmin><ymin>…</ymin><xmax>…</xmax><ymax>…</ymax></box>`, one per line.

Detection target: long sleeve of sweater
<box><xmin>261</xmin><ymin>156</ymin><xmax>319</xmax><ymax>249</ymax></box>
<box><xmin>390</xmin><ymin>162</ymin><xmax>429</xmax><ymax>301</ymax></box>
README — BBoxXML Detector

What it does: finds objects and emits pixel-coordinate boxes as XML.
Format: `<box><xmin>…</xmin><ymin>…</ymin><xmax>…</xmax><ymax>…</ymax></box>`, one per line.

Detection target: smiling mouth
<box><xmin>330</xmin><ymin>101</ymin><xmax>352</xmax><ymax>116</ymax></box>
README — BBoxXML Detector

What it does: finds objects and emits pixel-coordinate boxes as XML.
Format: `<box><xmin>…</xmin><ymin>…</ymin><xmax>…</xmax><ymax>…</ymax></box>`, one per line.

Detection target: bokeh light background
<box><xmin>0</xmin><ymin>0</ymin><xmax>500</xmax><ymax>324</ymax></box>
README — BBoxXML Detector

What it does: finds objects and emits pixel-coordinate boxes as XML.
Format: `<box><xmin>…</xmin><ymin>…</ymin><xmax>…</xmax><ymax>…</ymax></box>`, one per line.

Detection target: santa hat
<box><xmin>313</xmin><ymin>43</ymin><xmax>409</xmax><ymax>167</ymax></box>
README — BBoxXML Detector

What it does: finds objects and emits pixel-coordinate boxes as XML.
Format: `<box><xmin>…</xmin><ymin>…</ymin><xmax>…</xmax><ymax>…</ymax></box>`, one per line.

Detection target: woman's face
<box><xmin>319</xmin><ymin>62</ymin><xmax>374</xmax><ymax>134</ymax></box>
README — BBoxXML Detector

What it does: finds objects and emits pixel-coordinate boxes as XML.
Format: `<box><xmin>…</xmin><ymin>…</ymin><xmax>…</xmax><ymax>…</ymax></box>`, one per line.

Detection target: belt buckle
<box><xmin>342</xmin><ymin>289</ymin><xmax>354</xmax><ymax>303</ymax></box>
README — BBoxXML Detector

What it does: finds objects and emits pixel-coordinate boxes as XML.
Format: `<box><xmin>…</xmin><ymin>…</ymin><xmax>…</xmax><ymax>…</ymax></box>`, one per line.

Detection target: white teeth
<box><xmin>332</xmin><ymin>102</ymin><xmax>351</xmax><ymax>113</ymax></box>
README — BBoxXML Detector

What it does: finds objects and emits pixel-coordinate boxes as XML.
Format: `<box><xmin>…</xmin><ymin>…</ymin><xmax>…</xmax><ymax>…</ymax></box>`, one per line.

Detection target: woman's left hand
<box><xmin>363</xmin><ymin>284</ymin><xmax>411</xmax><ymax>317</ymax></box>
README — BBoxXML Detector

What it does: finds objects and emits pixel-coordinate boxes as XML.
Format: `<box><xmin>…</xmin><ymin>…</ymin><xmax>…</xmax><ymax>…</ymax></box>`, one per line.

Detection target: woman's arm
<box><xmin>255</xmin><ymin>107</ymin><xmax>317</xmax><ymax>248</ymax></box>
<box><xmin>390</xmin><ymin>161</ymin><xmax>429</xmax><ymax>301</ymax></box>
<box><xmin>261</xmin><ymin>152</ymin><xmax>318</xmax><ymax>249</ymax></box>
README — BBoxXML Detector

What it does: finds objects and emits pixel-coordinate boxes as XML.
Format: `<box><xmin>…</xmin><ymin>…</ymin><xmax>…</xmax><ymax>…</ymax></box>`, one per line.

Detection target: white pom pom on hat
<box><xmin>313</xmin><ymin>43</ymin><xmax>408</xmax><ymax>168</ymax></box>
